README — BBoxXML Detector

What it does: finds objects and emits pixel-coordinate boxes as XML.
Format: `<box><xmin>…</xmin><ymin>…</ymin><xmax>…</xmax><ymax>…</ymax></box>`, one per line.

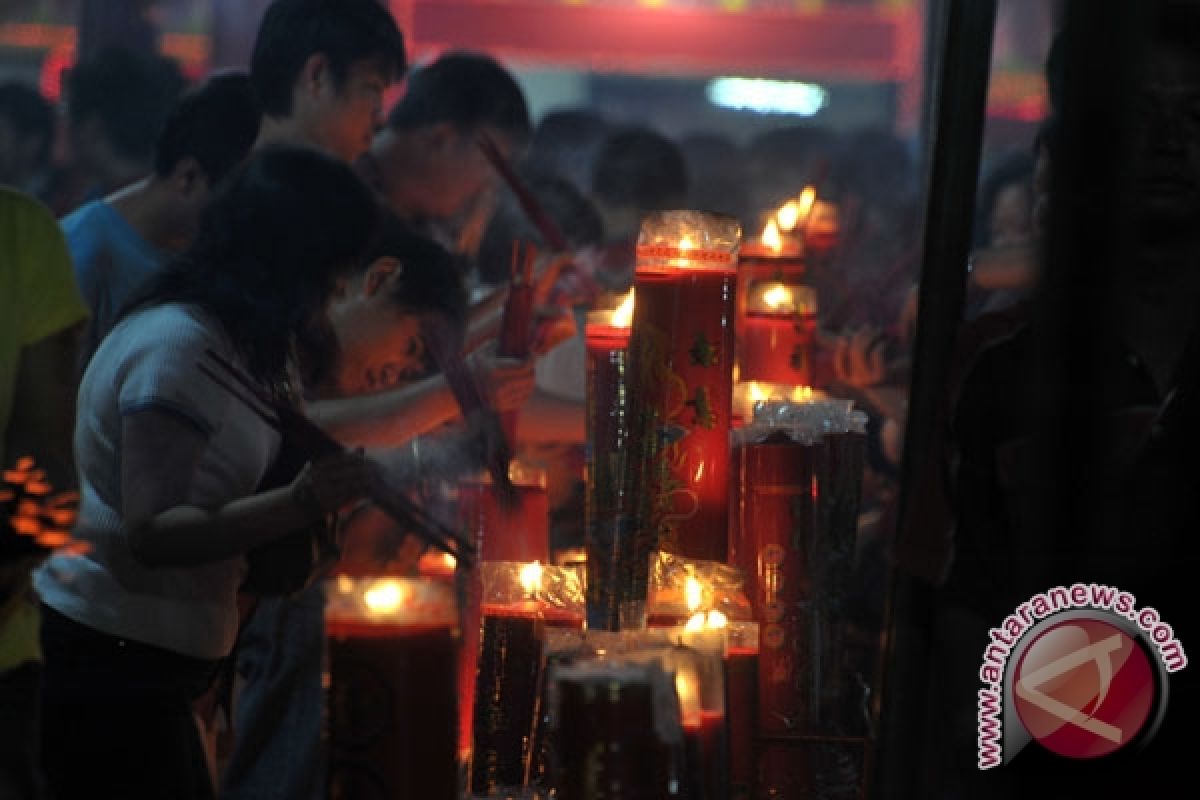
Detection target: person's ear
<box><xmin>364</xmin><ymin>256</ymin><xmax>402</xmax><ymax>297</ymax></box>
<box><xmin>171</xmin><ymin>156</ymin><xmax>209</xmax><ymax>199</ymax></box>
<box><xmin>299</xmin><ymin>53</ymin><xmax>331</xmax><ymax>98</ymax></box>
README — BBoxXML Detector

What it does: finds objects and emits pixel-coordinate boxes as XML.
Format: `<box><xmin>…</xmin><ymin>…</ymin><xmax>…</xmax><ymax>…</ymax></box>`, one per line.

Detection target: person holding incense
<box><xmin>33</xmin><ymin>146</ymin><xmax>380</xmax><ymax>800</ymax></box>
<box><xmin>358</xmin><ymin>51</ymin><xmax>531</xmax><ymax>252</ymax></box>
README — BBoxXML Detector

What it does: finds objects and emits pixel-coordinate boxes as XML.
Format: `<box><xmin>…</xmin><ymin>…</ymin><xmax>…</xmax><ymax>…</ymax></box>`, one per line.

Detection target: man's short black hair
<box><xmin>153</xmin><ymin>71</ymin><xmax>261</xmax><ymax>185</ymax></box>
<box><xmin>66</xmin><ymin>47</ymin><xmax>187</xmax><ymax>163</ymax></box>
<box><xmin>592</xmin><ymin>127</ymin><xmax>688</xmax><ymax>212</ymax></box>
<box><xmin>386</xmin><ymin>52</ymin><xmax>531</xmax><ymax>145</ymax></box>
<box><xmin>0</xmin><ymin>82</ymin><xmax>54</xmax><ymax>168</ymax></box>
<box><xmin>251</xmin><ymin>0</ymin><xmax>406</xmax><ymax>117</ymax></box>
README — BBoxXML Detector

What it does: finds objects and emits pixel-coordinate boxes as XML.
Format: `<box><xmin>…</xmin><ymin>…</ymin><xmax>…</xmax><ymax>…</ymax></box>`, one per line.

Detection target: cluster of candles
<box><xmin>323</xmin><ymin>195</ymin><xmax>863</xmax><ymax>799</ymax></box>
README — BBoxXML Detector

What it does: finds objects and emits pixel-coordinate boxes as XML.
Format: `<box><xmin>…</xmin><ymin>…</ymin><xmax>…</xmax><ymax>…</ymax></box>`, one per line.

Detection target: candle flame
<box><xmin>442</xmin><ymin>553</ymin><xmax>457</xmax><ymax>569</ymax></box>
<box><xmin>776</xmin><ymin>200</ymin><xmax>802</xmax><ymax>232</ymax></box>
<box><xmin>678</xmin><ymin>235</ymin><xmax>695</xmax><ymax>251</ymax></box>
<box><xmin>685</xmin><ymin>609</ymin><xmax>730</xmax><ymax>632</ymax></box>
<box><xmin>685</xmin><ymin>575</ymin><xmax>704</xmax><ymax>613</ymax></box>
<box><xmin>364</xmin><ymin>579</ymin><xmax>407</xmax><ymax>614</ymax></box>
<box><xmin>792</xmin><ymin>386</ymin><xmax>815</xmax><ymax>402</ymax></box>
<box><xmin>675</xmin><ymin>666</ymin><xmax>700</xmax><ymax>720</ymax></box>
<box><xmin>762</xmin><ymin>284</ymin><xmax>794</xmax><ymax>311</ymax></box>
<box><xmin>760</xmin><ymin>219</ymin><xmax>783</xmax><ymax>255</ymax></box>
<box><xmin>520</xmin><ymin>561</ymin><xmax>543</xmax><ymax>595</ymax></box>
<box><xmin>612</xmin><ymin>290</ymin><xmax>635</xmax><ymax>328</ymax></box>
<box><xmin>797</xmin><ymin>186</ymin><xmax>817</xmax><ymax>223</ymax></box>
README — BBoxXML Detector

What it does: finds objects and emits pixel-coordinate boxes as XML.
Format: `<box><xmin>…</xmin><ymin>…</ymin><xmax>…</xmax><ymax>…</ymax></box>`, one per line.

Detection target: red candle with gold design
<box><xmin>621</xmin><ymin>210</ymin><xmax>741</xmax><ymax>579</ymax></box>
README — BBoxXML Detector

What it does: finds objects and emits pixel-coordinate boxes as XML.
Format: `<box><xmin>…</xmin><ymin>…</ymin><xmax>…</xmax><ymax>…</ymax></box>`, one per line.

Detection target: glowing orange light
<box><xmin>760</xmin><ymin>220</ymin><xmax>783</xmax><ymax>255</ymax></box>
<box><xmin>611</xmin><ymin>290</ymin><xmax>635</xmax><ymax>328</ymax></box>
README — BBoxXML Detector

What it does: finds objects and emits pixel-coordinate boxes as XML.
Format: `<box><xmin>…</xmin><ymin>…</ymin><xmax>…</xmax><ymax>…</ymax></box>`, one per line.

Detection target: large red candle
<box><xmin>622</xmin><ymin>211</ymin><xmax>741</xmax><ymax>579</ymax></box>
<box><xmin>459</xmin><ymin>465</ymin><xmax>550</xmax><ymax>563</ymax></box>
<box><xmin>324</xmin><ymin>577</ymin><xmax>458</xmax><ymax>800</ymax></box>
<box><xmin>584</xmin><ymin>294</ymin><xmax>633</xmax><ymax>631</ymax></box>
<box><xmin>733</xmin><ymin>430</ymin><xmax>821</xmax><ymax>734</ymax></box>
<box><xmin>553</xmin><ymin>663</ymin><xmax>675</xmax><ymax>800</ymax></box>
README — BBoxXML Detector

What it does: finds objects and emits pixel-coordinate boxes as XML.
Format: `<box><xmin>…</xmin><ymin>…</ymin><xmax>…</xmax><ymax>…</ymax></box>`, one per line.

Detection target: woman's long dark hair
<box><xmin>134</xmin><ymin>145</ymin><xmax>379</xmax><ymax>399</ymax></box>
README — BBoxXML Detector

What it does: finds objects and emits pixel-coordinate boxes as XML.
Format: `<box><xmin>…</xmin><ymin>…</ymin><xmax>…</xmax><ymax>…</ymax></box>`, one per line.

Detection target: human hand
<box><xmin>468</xmin><ymin>341</ymin><xmax>536</xmax><ymax>412</ymax></box>
<box><xmin>290</xmin><ymin>448</ymin><xmax>373</xmax><ymax>519</ymax></box>
<box><xmin>531</xmin><ymin>308</ymin><xmax>577</xmax><ymax>355</ymax></box>
<box><xmin>832</xmin><ymin>327</ymin><xmax>888</xmax><ymax>388</ymax></box>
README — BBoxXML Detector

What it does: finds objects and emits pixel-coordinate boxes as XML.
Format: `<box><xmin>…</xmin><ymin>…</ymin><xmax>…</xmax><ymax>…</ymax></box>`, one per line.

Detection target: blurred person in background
<box><xmin>0</xmin><ymin>187</ymin><xmax>88</xmax><ymax>800</ymax></box>
<box><xmin>60</xmin><ymin>47</ymin><xmax>187</xmax><ymax>215</ymax></box>
<box><xmin>679</xmin><ymin>131</ymin><xmax>750</xmax><ymax>226</ymax></box>
<box><xmin>360</xmin><ymin>50</ymin><xmax>532</xmax><ymax>254</ymax></box>
<box><xmin>590</xmin><ymin>126</ymin><xmax>689</xmax><ymax>289</ymax></box>
<box><xmin>965</xmin><ymin>150</ymin><xmax>1037</xmax><ymax>318</ymax></box>
<box><xmin>0</xmin><ymin>82</ymin><xmax>56</xmax><ymax>200</ymax></box>
<box><xmin>744</xmin><ymin>124</ymin><xmax>833</xmax><ymax>222</ymax></box>
<box><xmin>524</xmin><ymin>108</ymin><xmax>611</xmax><ymax>196</ymax></box>
<box><xmin>63</xmin><ymin>72</ymin><xmax>261</xmax><ymax>361</ymax></box>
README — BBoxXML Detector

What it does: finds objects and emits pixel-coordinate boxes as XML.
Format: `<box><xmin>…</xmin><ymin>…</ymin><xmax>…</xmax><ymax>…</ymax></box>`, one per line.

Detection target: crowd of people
<box><xmin>7</xmin><ymin>0</ymin><xmax>1152</xmax><ymax>796</ymax></box>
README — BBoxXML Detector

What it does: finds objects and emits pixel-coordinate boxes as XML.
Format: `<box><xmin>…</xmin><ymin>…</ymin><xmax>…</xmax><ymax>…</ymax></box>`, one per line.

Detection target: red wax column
<box><xmin>584</xmin><ymin>301</ymin><xmax>633</xmax><ymax>632</ymax></box>
<box><xmin>725</xmin><ymin>622</ymin><xmax>759</xmax><ymax>800</ymax></box>
<box><xmin>325</xmin><ymin>579</ymin><xmax>458</xmax><ymax>800</ymax></box>
<box><xmin>738</xmin><ymin>279</ymin><xmax>819</xmax><ymax>386</ymax></box>
<box><xmin>459</xmin><ymin>467</ymin><xmax>550</xmax><ymax>563</ymax></box>
<box><xmin>733</xmin><ymin>430</ymin><xmax>823</xmax><ymax>734</ymax></box>
<box><xmin>681</xmin><ymin>710</ymin><xmax>727</xmax><ymax>800</ymax></box>
<box><xmin>622</xmin><ymin>212</ymin><xmax>741</xmax><ymax>569</ymax></box>
<box><xmin>553</xmin><ymin>666</ymin><xmax>675</xmax><ymax>800</ymax></box>
<box><xmin>470</xmin><ymin>601</ymin><xmax>545</xmax><ymax>795</ymax></box>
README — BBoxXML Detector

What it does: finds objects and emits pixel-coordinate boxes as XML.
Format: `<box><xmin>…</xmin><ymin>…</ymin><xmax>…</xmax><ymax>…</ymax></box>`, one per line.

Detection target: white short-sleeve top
<box><xmin>35</xmin><ymin>303</ymin><xmax>282</xmax><ymax>660</ymax></box>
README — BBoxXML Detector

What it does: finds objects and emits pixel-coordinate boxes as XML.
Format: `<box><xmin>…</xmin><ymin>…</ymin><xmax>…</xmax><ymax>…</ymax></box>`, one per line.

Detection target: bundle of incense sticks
<box><xmin>2</xmin><ymin>456</ymin><xmax>83</xmax><ymax>556</ymax></box>
<box><xmin>477</xmin><ymin>134</ymin><xmax>568</xmax><ymax>253</ymax></box>
<box><xmin>477</xmin><ymin>134</ymin><xmax>593</xmax><ymax>313</ymax></box>
<box><xmin>497</xmin><ymin>241</ymin><xmax>538</xmax><ymax>446</ymax></box>
<box><xmin>198</xmin><ymin>350</ymin><xmax>476</xmax><ymax>565</ymax></box>
<box><xmin>420</xmin><ymin>318</ymin><xmax>519</xmax><ymax>506</ymax></box>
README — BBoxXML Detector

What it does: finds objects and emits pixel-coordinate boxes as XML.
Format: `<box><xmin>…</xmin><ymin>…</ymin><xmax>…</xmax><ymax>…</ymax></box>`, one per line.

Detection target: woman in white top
<box><xmin>34</xmin><ymin>145</ymin><xmax>380</xmax><ymax>800</ymax></box>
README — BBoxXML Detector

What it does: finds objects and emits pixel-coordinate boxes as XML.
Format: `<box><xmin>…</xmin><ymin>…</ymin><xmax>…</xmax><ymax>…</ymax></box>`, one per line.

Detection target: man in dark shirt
<box><xmin>927</xmin><ymin>9</ymin><xmax>1200</xmax><ymax>796</ymax></box>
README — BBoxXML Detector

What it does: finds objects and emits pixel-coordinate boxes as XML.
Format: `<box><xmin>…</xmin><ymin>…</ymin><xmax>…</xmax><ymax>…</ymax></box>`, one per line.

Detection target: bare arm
<box><xmin>310</xmin><ymin>348</ymin><xmax>535</xmax><ymax>448</ymax></box>
<box><xmin>4</xmin><ymin>321</ymin><xmax>84</xmax><ymax>489</ymax></box>
<box><xmin>121</xmin><ymin>409</ymin><xmax>369</xmax><ymax>568</ymax></box>
<box><xmin>308</xmin><ymin>373</ymin><xmax>459</xmax><ymax>447</ymax></box>
<box><xmin>518</xmin><ymin>389</ymin><xmax>585</xmax><ymax>446</ymax></box>
<box><xmin>464</xmin><ymin>290</ymin><xmax>507</xmax><ymax>355</ymax></box>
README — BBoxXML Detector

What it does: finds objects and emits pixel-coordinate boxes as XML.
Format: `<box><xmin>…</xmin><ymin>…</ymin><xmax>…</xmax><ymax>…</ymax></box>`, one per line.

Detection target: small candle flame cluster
<box><xmin>1</xmin><ymin>456</ymin><xmax>83</xmax><ymax>555</ymax></box>
<box><xmin>756</xmin><ymin>185</ymin><xmax>839</xmax><ymax>256</ymax></box>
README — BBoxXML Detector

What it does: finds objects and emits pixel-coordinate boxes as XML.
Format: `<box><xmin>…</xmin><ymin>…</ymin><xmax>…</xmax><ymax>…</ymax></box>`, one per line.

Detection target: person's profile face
<box><xmin>1131</xmin><ymin>44</ymin><xmax>1200</xmax><ymax>227</ymax></box>
<box><xmin>988</xmin><ymin>181</ymin><xmax>1034</xmax><ymax>248</ymax></box>
<box><xmin>319</xmin><ymin>59</ymin><xmax>391</xmax><ymax>162</ymax></box>
<box><xmin>422</xmin><ymin>125</ymin><xmax>511</xmax><ymax>222</ymax></box>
